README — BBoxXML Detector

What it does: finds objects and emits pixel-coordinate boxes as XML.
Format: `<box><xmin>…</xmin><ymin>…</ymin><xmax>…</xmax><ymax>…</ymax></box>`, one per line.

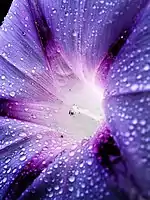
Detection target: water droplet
<box><xmin>79</xmin><ymin>162</ymin><xmax>84</xmax><ymax>168</ymax></box>
<box><xmin>68</xmin><ymin>186</ymin><xmax>74</xmax><ymax>192</ymax></box>
<box><xmin>1</xmin><ymin>75</ymin><xmax>6</xmax><ymax>80</ymax></box>
<box><xmin>54</xmin><ymin>164</ymin><xmax>58</xmax><ymax>169</ymax></box>
<box><xmin>68</xmin><ymin>175</ymin><xmax>75</xmax><ymax>183</ymax></box>
<box><xmin>10</xmin><ymin>91</ymin><xmax>15</xmax><ymax>97</ymax></box>
<box><xmin>65</xmin><ymin>12</ymin><xmax>69</xmax><ymax>17</ymax></box>
<box><xmin>24</xmin><ymin>108</ymin><xmax>29</xmax><ymax>112</ymax></box>
<box><xmin>59</xmin><ymin>188</ymin><xmax>63</xmax><ymax>194</ymax></box>
<box><xmin>75</xmin><ymin>170</ymin><xmax>79</xmax><ymax>175</ymax></box>
<box><xmin>12</xmin><ymin>168</ymin><xmax>17</xmax><ymax>174</ymax></box>
<box><xmin>54</xmin><ymin>185</ymin><xmax>59</xmax><ymax>190</ymax></box>
<box><xmin>49</xmin><ymin>192</ymin><xmax>53</xmax><ymax>198</ymax></box>
<box><xmin>81</xmin><ymin>183</ymin><xmax>86</xmax><ymax>188</ymax></box>
<box><xmin>20</xmin><ymin>155</ymin><xmax>26</xmax><ymax>161</ymax></box>
<box><xmin>25</xmin><ymin>16</ymin><xmax>29</xmax><ymax>21</ymax></box>
<box><xmin>69</xmin><ymin>151</ymin><xmax>75</xmax><ymax>157</ymax></box>
<box><xmin>124</xmin><ymin>132</ymin><xmax>130</xmax><ymax>137</ymax></box>
<box><xmin>32</xmin><ymin>69</ymin><xmax>35</xmax><ymax>74</ymax></box>
<box><xmin>144</xmin><ymin>64</ymin><xmax>150</xmax><ymax>71</ymax></box>
<box><xmin>86</xmin><ymin>158</ymin><xmax>93</xmax><ymax>166</ymax></box>
<box><xmin>131</xmin><ymin>84</ymin><xmax>138</xmax><ymax>91</ymax></box>
<box><xmin>52</xmin><ymin>9</ymin><xmax>57</xmax><ymax>14</ymax></box>
<box><xmin>132</xmin><ymin>118</ymin><xmax>138</xmax><ymax>125</ymax></box>
<box><xmin>2</xmin><ymin>177</ymin><xmax>7</xmax><ymax>183</ymax></box>
<box><xmin>7</xmin><ymin>168</ymin><xmax>11</xmax><ymax>174</ymax></box>
<box><xmin>72</xmin><ymin>31</ymin><xmax>77</xmax><ymax>37</ymax></box>
<box><xmin>4</xmin><ymin>165</ymin><xmax>8</xmax><ymax>169</ymax></box>
<box><xmin>139</xmin><ymin>120</ymin><xmax>146</xmax><ymax>126</ymax></box>
<box><xmin>136</xmin><ymin>74</ymin><xmax>142</xmax><ymax>79</ymax></box>
<box><xmin>5</xmin><ymin>158</ymin><xmax>11</xmax><ymax>164</ymax></box>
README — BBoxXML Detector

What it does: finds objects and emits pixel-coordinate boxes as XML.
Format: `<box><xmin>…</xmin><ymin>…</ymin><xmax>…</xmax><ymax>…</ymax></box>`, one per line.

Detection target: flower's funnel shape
<box><xmin>0</xmin><ymin>0</ymin><xmax>149</xmax><ymax>199</ymax></box>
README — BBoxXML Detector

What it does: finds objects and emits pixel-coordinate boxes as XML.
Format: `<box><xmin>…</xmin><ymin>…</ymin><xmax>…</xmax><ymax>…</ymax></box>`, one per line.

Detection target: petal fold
<box><xmin>105</xmin><ymin>4</ymin><xmax>150</xmax><ymax>199</ymax></box>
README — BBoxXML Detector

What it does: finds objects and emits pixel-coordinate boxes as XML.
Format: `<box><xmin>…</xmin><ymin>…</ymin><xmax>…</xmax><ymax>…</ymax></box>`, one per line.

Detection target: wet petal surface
<box><xmin>0</xmin><ymin>117</ymin><xmax>74</xmax><ymax>198</ymax></box>
<box><xmin>8</xmin><ymin>127</ymin><xmax>123</xmax><ymax>200</ymax></box>
<box><xmin>105</xmin><ymin>3</ymin><xmax>150</xmax><ymax>199</ymax></box>
<box><xmin>0</xmin><ymin>0</ymin><xmax>150</xmax><ymax>199</ymax></box>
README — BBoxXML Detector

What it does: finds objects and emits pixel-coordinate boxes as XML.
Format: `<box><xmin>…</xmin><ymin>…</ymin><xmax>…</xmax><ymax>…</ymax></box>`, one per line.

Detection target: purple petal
<box><xmin>1</xmin><ymin>0</ymin><xmax>148</xmax><ymax>87</ymax></box>
<box><xmin>0</xmin><ymin>56</ymin><xmax>59</xmax><ymax>101</ymax></box>
<box><xmin>37</xmin><ymin>0</ymin><xmax>148</xmax><ymax>82</ymax></box>
<box><xmin>7</xmin><ymin>130</ymin><xmax>122</xmax><ymax>200</ymax></box>
<box><xmin>0</xmin><ymin>118</ymin><xmax>73</xmax><ymax>198</ymax></box>
<box><xmin>105</xmin><ymin>3</ymin><xmax>150</xmax><ymax>199</ymax></box>
<box><xmin>0</xmin><ymin>0</ymin><xmax>81</xmax><ymax>102</ymax></box>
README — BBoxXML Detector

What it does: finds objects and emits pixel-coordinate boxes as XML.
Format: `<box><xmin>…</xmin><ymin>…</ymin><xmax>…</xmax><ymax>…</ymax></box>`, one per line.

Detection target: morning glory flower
<box><xmin>0</xmin><ymin>0</ymin><xmax>150</xmax><ymax>199</ymax></box>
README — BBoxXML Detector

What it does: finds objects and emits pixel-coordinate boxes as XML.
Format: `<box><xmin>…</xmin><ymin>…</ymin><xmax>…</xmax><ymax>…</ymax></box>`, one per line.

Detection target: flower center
<box><xmin>69</xmin><ymin>104</ymin><xmax>100</xmax><ymax>122</ymax></box>
<box><xmin>57</xmin><ymin>81</ymin><xmax>105</xmax><ymax>141</ymax></box>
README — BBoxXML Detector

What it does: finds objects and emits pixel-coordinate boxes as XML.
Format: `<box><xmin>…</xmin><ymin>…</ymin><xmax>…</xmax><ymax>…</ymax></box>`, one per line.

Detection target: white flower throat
<box><xmin>69</xmin><ymin>104</ymin><xmax>100</xmax><ymax>122</ymax></box>
<box><xmin>56</xmin><ymin>81</ymin><xmax>105</xmax><ymax>141</ymax></box>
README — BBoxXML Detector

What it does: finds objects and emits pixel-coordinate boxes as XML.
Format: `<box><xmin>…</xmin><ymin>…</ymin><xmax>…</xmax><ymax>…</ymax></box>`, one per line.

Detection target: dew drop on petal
<box><xmin>25</xmin><ymin>16</ymin><xmax>29</xmax><ymax>21</ymax></box>
<box><xmin>49</xmin><ymin>192</ymin><xmax>53</xmax><ymax>198</ymax></box>
<box><xmin>69</xmin><ymin>151</ymin><xmax>75</xmax><ymax>157</ymax></box>
<box><xmin>7</xmin><ymin>168</ymin><xmax>11</xmax><ymax>174</ymax></box>
<box><xmin>81</xmin><ymin>183</ymin><xmax>86</xmax><ymax>188</ymax></box>
<box><xmin>86</xmin><ymin>158</ymin><xmax>93</xmax><ymax>166</ymax></box>
<box><xmin>68</xmin><ymin>186</ymin><xmax>74</xmax><ymax>192</ymax></box>
<box><xmin>143</xmin><ymin>64</ymin><xmax>150</xmax><ymax>71</ymax></box>
<box><xmin>59</xmin><ymin>188</ymin><xmax>63</xmax><ymax>194</ymax></box>
<box><xmin>20</xmin><ymin>155</ymin><xmax>27</xmax><ymax>161</ymax></box>
<box><xmin>2</xmin><ymin>177</ymin><xmax>7</xmax><ymax>183</ymax></box>
<box><xmin>1</xmin><ymin>75</ymin><xmax>6</xmax><ymax>80</ymax></box>
<box><xmin>72</xmin><ymin>31</ymin><xmax>77</xmax><ymax>37</ymax></box>
<box><xmin>5</xmin><ymin>158</ymin><xmax>11</xmax><ymax>164</ymax></box>
<box><xmin>12</xmin><ymin>168</ymin><xmax>17</xmax><ymax>174</ymax></box>
<box><xmin>130</xmin><ymin>84</ymin><xmax>139</xmax><ymax>91</ymax></box>
<box><xmin>54</xmin><ymin>185</ymin><xmax>60</xmax><ymax>191</ymax></box>
<box><xmin>68</xmin><ymin>175</ymin><xmax>76</xmax><ymax>183</ymax></box>
<box><xmin>9</xmin><ymin>91</ymin><xmax>16</xmax><ymax>97</ymax></box>
<box><xmin>139</xmin><ymin>119</ymin><xmax>146</xmax><ymax>126</ymax></box>
<box><xmin>53</xmin><ymin>164</ymin><xmax>58</xmax><ymax>169</ymax></box>
<box><xmin>132</xmin><ymin>118</ymin><xmax>138</xmax><ymax>125</ymax></box>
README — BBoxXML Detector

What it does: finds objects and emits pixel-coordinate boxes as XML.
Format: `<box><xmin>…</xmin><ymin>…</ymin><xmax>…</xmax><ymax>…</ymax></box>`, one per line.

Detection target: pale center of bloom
<box><xmin>56</xmin><ymin>80</ymin><xmax>105</xmax><ymax>141</ymax></box>
<box><xmin>68</xmin><ymin>104</ymin><xmax>100</xmax><ymax>122</ymax></box>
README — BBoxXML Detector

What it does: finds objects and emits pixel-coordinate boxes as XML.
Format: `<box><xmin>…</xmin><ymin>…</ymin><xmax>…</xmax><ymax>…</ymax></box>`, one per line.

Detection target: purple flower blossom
<box><xmin>0</xmin><ymin>0</ymin><xmax>150</xmax><ymax>199</ymax></box>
